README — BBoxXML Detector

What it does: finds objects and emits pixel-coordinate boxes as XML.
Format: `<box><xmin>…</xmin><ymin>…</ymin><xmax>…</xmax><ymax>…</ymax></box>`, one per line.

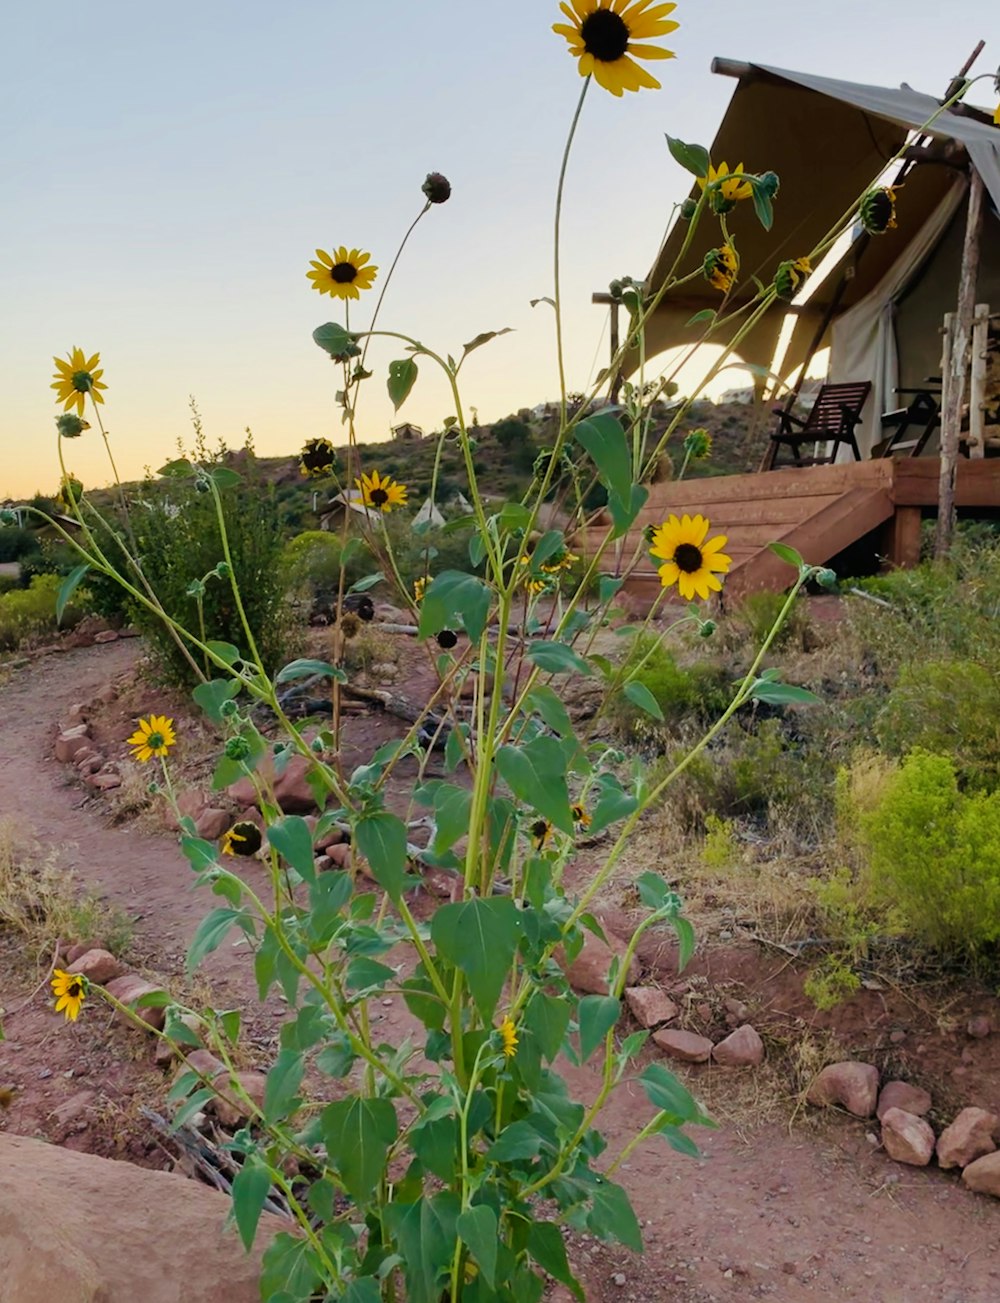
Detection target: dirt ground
<box><xmin>2</xmin><ymin>638</ymin><xmax>1000</xmax><ymax>1302</ymax></box>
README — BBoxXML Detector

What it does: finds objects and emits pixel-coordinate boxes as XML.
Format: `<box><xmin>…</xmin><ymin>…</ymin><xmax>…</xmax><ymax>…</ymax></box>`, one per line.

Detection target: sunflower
<box><xmin>553</xmin><ymin>0</ymin><xmax>680</xmax><ymax>97</ymax></box>
<box><xmin>683</xmin><ymin>429</ymin><xmax>712</xmax><ymax>460</ymax></box>
<box><xmin>698</xmin><ymin>161</ymin><xmax>753</xmax><ymax>213</ymax></box>
<box><xmin>530</xmin><ymin>818</ymin><xmax>554</xmax><ymax>851</ymax></box>
<box><xmin>436</xmin><ymin>629</ymin><xmax>459</xmax><ymax>650</ymax></box>
<box><xmin>52</xmin><ymin>968</ymin><xmax>87</xmax><ymax>1022</ymax></box>
<box><xmin>126</xmin><ymin>714</ymin><xmax>176</xmax><ymax>764</ymax></box>
<box><xmin>56</xmin><ymin>413</ymin><xmax>90</xmax><ymax>439</ymax></box>
<box><xmin>498</xmin><ymin>1015</ymin><xmax>519</xmax><ymax>1059</ymax></box>
<box><xmin>774</xmin><ymin>256</ymin><xmax>812</xmax><ymax>302</ymax></box>
<box><xmin>221</xmin><ymin>820</ymin><xmax>263</xmax><ymax>857</ymax></box>
<box><xmin>859</xmin><ymin>187</ymin><xmax>898</xmax><ymax>236</ymax></box>
<box><xmin>51</xmin><ymin>348</ymin><xmax>108</xmax><ymax>417</ymax></box>
<box><xmin>540</xmin><ymin>549</ymin><xmax>580</xmax><ymax>575</ymax></box>
<box><xmin>356</xmin><ymin>470</ymin><xmax>408</xmax><ymax>513</ymax></box>
<box><xmin>413</xmin><ymin>576</ymin><xmax>427</xmax><ymax>604</ymax></box>
<box><xmin>299</xmin><ymin>437</ymin><xmax>337</xmax><ymax>478</ymax></box>
<box><xmin>307</xmin><ymin>247</ymin><xmax>378</xmax><ymax>300</ymax></box>
<box><xmin>649</xmin><ymin>514</ymin><xmax>732</xmax><ymax>601</ymax></box>
<box><xmin>572</xmin><ymin>803</ymin><xmax>592</xmax><ymax>830</ymax></box>
<box><xmin>703</xmin><ymin>244</ymin><xmax>739</xmax><ymax>294</ymax></box>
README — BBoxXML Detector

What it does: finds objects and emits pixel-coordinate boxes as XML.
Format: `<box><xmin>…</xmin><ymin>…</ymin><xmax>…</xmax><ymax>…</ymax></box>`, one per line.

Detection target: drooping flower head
<box><xmin>51</xmin><ymin>348</ymin><xmax>108</xmax><ymax>417</ymax></box>
<box><xmin>126</xmin><ymin>714</ymin><xmax>176</xmax><ymax>764</ymax></box>
<box><xmin>530</xmin><ymin>818</ymin><xmax>554</xmax><ymax>851</ymax></box>
<box><xmin>553</xmin><ymin>0</ymin><xmax>680</xmax><ymax>97</ymax></box>
<box><xmin>649</xmin><ymin>513</ymin><xmax>731</xmax><ymax>601</ymax></box>
<box><xmin>307</xmin><ymin>247</ymin><xmax>378</xmax><ymax>301</ymax></box>
<box><xmin>436</xmin><ymin>629</ymin><xmax>459</xmax><ymax>650</ymax></box>
<box><xmin>356</xmin><ymin>470</ymin><xmax>408</xmax><ymax>513</ymax></box>
<box><xmin>422</xmin><ymin>172</ymin><xmax>452</xmax><ymax>204</ymax></box>
<box><xmin>51</xmin><ymin>968</ymin><xmax>87</xmax><ymax>1022</ymax></box>
<box><xmin>221</xmin><ymin>821</ymin><xmax>264</xmax><ymax>857</ymax></box>
<box><xmin>774</xmin><ymin>257</ymin><xmax>812</xmax><ymax>303</ymax></box>
<box><xmin>56</xmin><ymin>413</ymin><xmax>90</xmax><ymax>439</ymax></box>
<box><xmin>859</xmin><ymin>187</ymin><xmax>898</xmax><ymax>236</ymax></box>
<box><xmin>703</xmin><ymin>244</ymin><xmax>739</xmax><ymax>294</ymax></box>
<box><xmin>572</xmin><ymin>803</ymin><xmax>592</xmax><ymax>830</ymax></box>
<box><xmin>413</xmin><ymin>576</ymin><xmax>427</xmax><ymax>604</ymax></box>
<box><xmin>698</xmin><ymin>161</ymin><xmax>753</xmax><ymax>214</ymax></box>
<box><xmin>299</xmin><ymin>437</ymin><xmax>338</xmax><ymax>478</ymax></box>
<box><xmin>498</xmin><ymin>1015</ymin><xmax>519</xmax><ymax>1059</ymax></box>
<box><xmin>683</xmin><ymin>428</ymin><xmax>712</xmax><ymax>460</ymax></box>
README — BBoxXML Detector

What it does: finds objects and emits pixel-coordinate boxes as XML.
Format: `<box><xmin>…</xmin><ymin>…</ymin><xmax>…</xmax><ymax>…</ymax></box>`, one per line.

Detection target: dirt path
<box><xmin>2</xmin><ymin>644</ymin><xmax>999</xmax><ymax>1302</ymax></box>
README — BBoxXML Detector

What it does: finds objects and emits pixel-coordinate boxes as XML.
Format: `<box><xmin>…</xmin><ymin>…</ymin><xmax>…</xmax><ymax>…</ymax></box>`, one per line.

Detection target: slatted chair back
<box><xmin>801</xmin><ymin>382</ymin><xmax>872</xmax><ymax>434</ymax></box>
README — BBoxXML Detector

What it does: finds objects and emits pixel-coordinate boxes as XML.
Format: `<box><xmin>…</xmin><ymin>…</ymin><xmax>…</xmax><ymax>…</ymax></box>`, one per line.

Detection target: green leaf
<box><xmin>135</xmin><ymin>989</ymin><xmax>172</xmax><ymax>1008</ymax></box>
<box><xmin>672</xmin><ymin>914</ymin><xmax>696</xmax><ymax>971</ymax></box>
<box><xmin>231</xmin><ymin>1158</ymin><xmax>275</xmax><ymax>1251</ymax></box>
<box><xmin>588</xmin><ymin>777</ymin><xmax>638</xmax><ymax>835</ymax></box>
<box><xmin>56</xmin><ymin>564</ymin><xmax>90</xmax><ymax>626</ymax></box>
<box><xmin>623</xmin><ymin>680</ymin><xmax>664</xmax><ymax>721</ymax></box>
<box><xmin>348</xmin><ymin>572</ymin><xmax>384</xmax><ymax>593</ymax></box>
<box><xmin>636</xmin><ymin>871</ymin><xmax>676</xmax><ymax>911</ymax></box>
<box><xmin>209</xmin><ymin>466</ymin><xmax>241</xmax><ymax>489</ymax></box>
<box><xmin>767</xmin><ymin>541</ymin><xmax>805</xmax><ymax>571</ymax></box>
<box><xmin>157</xmin><ymin>457</ymin><xmax>193</xmax><ymax>478</ymax></box>
<box><xmin>274</xmin><ymin>658</ymin><xmax>346</xmax><ymax>685</ymax></box>
<box><xmin>316</xmin><ymin>1034</ymin><xmax>356</xmax><ymax>1079</ymax></box>
<box><xmin>525</xmin><ymin>641</ymin><xmax>592</xmax><ymax>677</ymax></box>
<box><xmin>418</xmin><ymin>570</ymin><xmax>492</xmax><ymax>642</ymax></box>
<box><xmin>263</xmin><ymin>1048</ymin><xmax>305</xmax><ymax>1123</ymax></box>
<box><xmin>313</xmin><ymin>322</ymin><xmax>359</xmax><ymax>358</ymax></box>
<box><xmin>577</xmin><ymin>995</ymin><xmax>621</xmax><ymax>1063</ymax></box>
<box><xmin>749</xmin><ymin>679</ymin><xmax>820</xmax><ymax>706</ymax></box>
<box><xmin>749</xmin><ymin>175</ymin><xmax>775</xmax><ymax>231</ymax></box>
<box><xmin>607</xmin><ymin>484</ymin><xmax>649</xmax><ymax>539</ymax></box>
<box><xmin>686</xmin><ymin>309</ymin><xmax>717</xmax><ymax>326</ymax></box>
<box><xmin>187</xmin><ymin>908</ymin><xmax>247</xmax><ymax>973</ymax></box>
<box><xmin>192</xmin><ymin>677</ymin><xmax>241</xmax><ymax>724</ymax></box>
<box><xmin>410</xmin><ymin>1112</ymin><xmax>460</xmax><ymax>1183</ymax></box>
<box><xmin>385</xmin><ymin>1193</ymin><xmax>461</xmax><ymax>1303</ymax></box>
<box><xmin>387</xmin><ymin>357</ymin><xmax>419</xmax><ymax>411</ymax></box>
<box><xmin>204</xmin><ymin>640</ymin><xmax>242</xmax><ymax>667</ymax></box>
<box><xmin>461</xmin><ymin>328</ymin><xmax>514</xmax><ymax>362</ymax></box>
<box><xmin>355</xmin><ymin>811</ymin><xmax>409</xmax><ymax>902</ymax></box>
<box><xmin>345</xmin><ymin>956</ymin><xmax>396</xmax><ymax>991</ymax></box>
<box><xmin>574</xmin><ymin>412</ymin><xmax>632</xmax><ymax>504</ymax></box>
<box><xmin>587</xmin><ymin>1178</ymin><xmax>643</xmax><ymax>1252</ymax></box>
<box><xmin>431</xmin><ymin>784</ymin><xmax>473</xmax><ymax>854</ymax></box>
<box><xmin>321</xmin><ymin>1096</ymin><xmax>398</xmax><ymax>1202</ymax></box>
<box><xmin>526</xmin><ymin>685</ymin><xmax>576</xmax><ymax>739</ymax></box>
<box><xmin>639</xmin><ymin>1062</ymin><xmax>706</xmax><ymax>1124</ymax></box>
<box><xmin>527</xmin><ymin>1222</ymin><xmax>583</xmax><ymax>1301</ymax></box>
<box><xmin>457</xmin><ymin>1206</ymin><xmax>499</xmax><ymax>1289</ymax></box>
<box><xmin>496</xmin><ymin>736</ymin><xmax>574</xmax><ymax>834</ymax></box>
<box><xmin>486</xmin><ymin>1118</ymin><xmax>547</xmax><ymax>1164</ymax></box>
<box><xmin>170</xmin><ymin>1086</ymin><xmax>216</xmax><ymax>1131</ymax></box>
<box><xmin>431</xmin><ymin>896</ymin><xmax>521</xmax><ymax>1019</ymax></box>
<box><xmin>343</xmin><ymin>1282</ymin><xmax>382</xmax><ymax>1303</ymax></box>
<box><xmin>524</xmin><ymin>991</ymin><xmax>572</xmax><ymax>1062</ymax></box>
<box><xmin>267</xmin><ymin>816</ymin><xmax>316</xmax><ymax>884</ymax></box>
<box><xmin>598</xmin><ymin>576</ymin><xmax>624</xmax><ymax>603</ymax></box>
<box><xmin>665</xmin><ymin>134</ymin><xmax>710</xmax><ymax>177</ymax></box>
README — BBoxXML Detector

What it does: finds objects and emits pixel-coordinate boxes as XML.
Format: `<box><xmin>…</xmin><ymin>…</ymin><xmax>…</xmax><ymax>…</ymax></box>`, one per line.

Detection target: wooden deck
<box><xmin>584</xmin><ymin>458</ymin><xmax>1000</xmax><ymax>603</ymax></box>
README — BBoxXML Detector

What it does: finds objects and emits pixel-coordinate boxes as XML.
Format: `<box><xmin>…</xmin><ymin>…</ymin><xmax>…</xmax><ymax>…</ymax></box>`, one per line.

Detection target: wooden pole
<box><xmin>935</xmin><ymin>169</ymin><xmax>985</xmax><ymax>558</ymax></box>
<box><xmin>968</xmin><ymin>303</ymin><xmax>990</xmax><ymax>459</ymax></box>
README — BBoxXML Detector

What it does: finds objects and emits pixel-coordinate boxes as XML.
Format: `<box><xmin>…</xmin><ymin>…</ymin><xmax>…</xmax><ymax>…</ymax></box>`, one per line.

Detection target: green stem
<box><xmin>554</xmin><ymin>80</ymin><xmax>590</xmax><ymax>428</ymax></box>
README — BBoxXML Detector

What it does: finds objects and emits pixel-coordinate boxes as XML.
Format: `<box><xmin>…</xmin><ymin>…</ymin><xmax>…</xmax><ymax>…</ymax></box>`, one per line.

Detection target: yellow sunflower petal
<box><xmin>658</xmin><ymin>561</ymin><xmax>680</xmax><ymax>588</ymax></box>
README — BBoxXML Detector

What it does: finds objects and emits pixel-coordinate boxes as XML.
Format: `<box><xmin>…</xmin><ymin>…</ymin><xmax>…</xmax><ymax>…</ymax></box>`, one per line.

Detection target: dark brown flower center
<box><xmin>370</xmin><ymin>487</ymin><xmax>389</xmax><ymax>506</ymax></box>
<box><xmin>674</xmin><ymin>543</ymin><xmax>704</xmax><ymax>574</ymax></box>
<box><xmin>331</xmin><ymin>262</ymin><xmax>358</xmax><ymax>283</ymax></box>
<box><xmin>580</xmin><ymin>9</ymin><xmax>630</xmax><ymax>61</ymax></box>
<box><xmin>68</xmin><ymin>981</ymin><xmax>83</xmax><ymax>998</ymax></box>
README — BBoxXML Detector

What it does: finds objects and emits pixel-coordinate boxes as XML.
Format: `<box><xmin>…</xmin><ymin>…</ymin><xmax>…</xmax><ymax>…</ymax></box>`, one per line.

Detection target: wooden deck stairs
<box><xmin>582</xmin><ymin>458</ymin><xmax>1000</xmax><ymax>604</ymax></box>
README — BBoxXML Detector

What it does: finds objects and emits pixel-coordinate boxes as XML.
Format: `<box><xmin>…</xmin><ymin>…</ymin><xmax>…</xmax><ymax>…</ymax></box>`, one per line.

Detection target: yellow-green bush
<box><xmin>859</xmin><ymin>749</ymin><xmax>1000</xmax><ymax>956</ymax></box>
<box><xmin>730</xmin><ymin>589</ymin><xmax>810</xmax><ymax>651</ymax></box>
<box><xmin>612</xmin><ymin>634</ymin><xmax>729</xmax><ymax>733</ymax></box>
<box><xmin>0</xmin><ymin>574</ymin><xmax>84</xmax><ymax>651</ymax></box>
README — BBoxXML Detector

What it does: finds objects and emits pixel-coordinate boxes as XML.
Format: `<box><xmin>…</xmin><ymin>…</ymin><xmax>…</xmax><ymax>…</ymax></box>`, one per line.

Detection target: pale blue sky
<box><xmin>1</xmin><ymin>0</ymin><xmax>993</xmax><ymax>497</ymax></box>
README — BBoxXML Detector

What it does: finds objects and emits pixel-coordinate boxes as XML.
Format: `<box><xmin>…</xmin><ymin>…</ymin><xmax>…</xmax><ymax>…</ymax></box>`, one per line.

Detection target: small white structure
<box><xmin>413</xmin><ymin>498</ymin><xmax>446</xmax><ymax>528</ymax></box>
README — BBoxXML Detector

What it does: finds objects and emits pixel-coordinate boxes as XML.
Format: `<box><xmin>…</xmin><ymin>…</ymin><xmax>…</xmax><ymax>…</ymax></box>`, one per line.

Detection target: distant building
<box><xmin>392</xmin><ymin>422</ymin><xmax>424</xmax><ymax>442</ymax></box>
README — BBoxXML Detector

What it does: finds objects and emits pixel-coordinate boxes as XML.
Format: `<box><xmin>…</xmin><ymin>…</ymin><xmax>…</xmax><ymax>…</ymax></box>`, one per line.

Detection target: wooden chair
<box><xmin>873</xmin><ymin>388</ymin><xmax>941</xmax><ymax>458</ymax></box>
<box><xmin>760</xmin><ymin>381</ymin><xmax>872</xmax><ymax>470</ymax></box>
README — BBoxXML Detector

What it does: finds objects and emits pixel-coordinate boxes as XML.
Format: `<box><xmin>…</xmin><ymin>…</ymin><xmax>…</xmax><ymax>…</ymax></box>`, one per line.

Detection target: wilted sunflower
<box><xmin>649</xmin><ymin>514</ymin><xmax>731</xmax><ymax>601</ymax></box>
<box><xmin>698</xmin><ymin>161</ymin><xmax>753</xmax><ymax>213</ymax></box>
<box><xmin>56</xmin><ymin>413</ymin><xmax>90</xmax><ymax>439</ymax></box>
<box><xmin>553</xmin><ymin>0</ymin><xmax>680</xmax><ymax>97</ymax></box>
<box><xmin>356</xmin><ymin>470</ymin><xmax>407</xmax><ymax>513</ymax></box>
<box><xmin>498</xmin><ymin>1015</ymin><xmax>519</xmax><ymax>1059</ymax></box>
<box><xmin>540</xmin><ymin>549</ymin><xmax>580</xmax><ymax>575</ymax></box>
<box><xmin>436</xmin><ymin>629</ymin><xmax>459</xmax><ymax>650</ymax></box>
<box><xmin>774</xmin><ymin>256</ymin><xmax>812</xmax><ymax>302</ymax></box>
<box><xmin>307</xmin><ymin>247</ymin><xmax>378</xmax><ymax>300</ymax></box>
<box><xmin>126</xmin><ymin>714</ymin><xmax>176</xmax><ymax>764</ymax></box>
<box><xmin>683</xmin><ymin>429</ymin><xmax>712</xmax><ymax>460</ymax></box>
<box><xmin>52</xmin><ymin>968</ymin><xmax>87</xmax><ymax>1022</ymax></box>
<box><xmin>859</xmin><ymin>187</ymin><xmax>898</xmax><ymax>236</ymax></box>
<box><xmin>221</xmin><ymin>821</ymin><xmax>263</xmax><ymax>857</ymax></box>
<box><xmin>413</xmin><ymin>576</ymin><xmax>427</xmax><ymax>604</ymax></box>
<box><xmin>51</xmin><ymin>348</ymin><xmax>108</xmax><ymax>417</ymax></box>
<box><xmin>572</xmin><ymin>803</ymin><xmax>592</xmax><ymax>830</ymax></box>
<box><xmin>703</xmin><ymin>244</ymin><xmax>739</xmax><ymax>293</ymax></box>
<box><xmin>530</xmin><ymin>818</ymin><xmax>554</xmax><ymax>851</ymax></box>
<box><xmin>299</xmin><ymin>437</ymin><xmax>337</xmax><ymax>478</ymax></box>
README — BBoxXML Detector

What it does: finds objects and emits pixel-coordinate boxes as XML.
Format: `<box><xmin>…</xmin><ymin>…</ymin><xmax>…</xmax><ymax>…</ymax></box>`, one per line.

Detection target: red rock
<box><xmin>0</xmin><ymin>1132</ymin><xmax>280</xmax><ymax>1300</ymax></box>
<box><xmin>94</xmin><ymin>682</ymin><xmax>117</xmax><ymax>704</ymax></box>
<box><xmin>67</xmin><ymin>948</ymin><xmax>125</xmax><ymax>985</ymax></box>
<box><xmin>962</xmin><ymin>1151</ymin><xmax>1000</xmax><ymax>1197</ymax></box>
<box><xmin>712</xmin><ymin>1024</ymin><xmax>765</xmax><ymax>1067</ymax></box>
<box><xmin>88</xmin><ymin>772</ymin><xmax>121</xmax><ymax>791</ymax></box>
<box><xmin>76</xmin><ymin>751</ymin><xmax>103</xmax><ymax>775</ymax></box>
<box><xmin>325</xmin><ymin>842</ymin><xmax>353</xmax><ymax>870</ymax></box>
<box><xmin>195</xmin><ymin>807</ymin><xmax>231</xmax><ymax>840</ymax></box>
<box><xmin>49</xmin><ymin>1089</ymin><xmax>96</xmax><ymax>1128</ymax></box>
<box><xmin>61</xmin><ymin>704</ymin><xmax>88</xmax><ymax>729</ymax></box>
<box><xmin>806</xmin><ymin>1061</ymin><xmax>879</xmax><ymax>1117</ymax></box>
<box><xmin>937</xmin><ymin>1108</ymin><xmax>1000</xmax><ymax>1170</ymax></box>
<box><xmin>652</xmin><ymin>1029</ymin><xmax>713</xmax><ymax>1064</ymax></box>
<box><xmin>316</xmin><ymin>826</ymin><xmax>350</xmax><ymax>852</ymax></box>
<box><xmin>55</xmin><ymin>725</ymin><xmax>91</xmax><ymax>763</ymax></box>
<box><xmin>104</xmin><ymin>975</ymin><xmax>169</xmax><ymax>1030</ymax></box>
<box><xmin>967</xmin><ymin>1015</ymin><xmax>993</xmax><ymax>1039</ymax></box>
<box><xmin>180</xmin><ymin>1049</ymin><xmax>226</xmax><ymax>1081</ymax></box>
<box><xmin>876</xmin><ymin>1081</ymin><xmax>932</xmax><ymax>1121</ymax></box>
<box><xmin>558</xmin><ymin>928</ymin><xmax>640</xmax><ymax>996</ymax></box>
<box><xmin>625</xmin><ymin>986</ymin><xmax>679</xmax><ymax>1029</ymax></box>
<box><xmin>230</xmin><ymin>753</ymin><xmax>325</xmax><ymax>814</ymax></box>
<box><xmin>65</xmin><ymin>939</ymin><xmax>108</xmax><ymax>965</ymax></box>
<box><xmin>208</xmin><ymin>1070</ymin><xmax>268</xmax><ymax>1128</ymax></box>
<box><xmin>93</xmin><ymin>629</ymin><xmax>119</xmax><ymax>643</ymax></box>
<box><xmin>881</xmin><ymin>1108</ymin><xmax>935</xmax><ymax>1166</ymax></box>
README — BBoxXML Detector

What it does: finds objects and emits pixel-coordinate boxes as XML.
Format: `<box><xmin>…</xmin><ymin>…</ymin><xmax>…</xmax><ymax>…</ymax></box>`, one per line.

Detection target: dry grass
<box><xmin>0</xmin><ymin>816</ymin><xmax>133</xmax><ymax>963</ymax></box>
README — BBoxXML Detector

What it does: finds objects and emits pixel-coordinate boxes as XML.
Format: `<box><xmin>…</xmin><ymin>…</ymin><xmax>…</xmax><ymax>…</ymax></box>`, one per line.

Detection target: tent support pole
<box><xmin>935</xmin><ymin>168</ymin><xmax>985</xmax><ymax>558</ymax></box>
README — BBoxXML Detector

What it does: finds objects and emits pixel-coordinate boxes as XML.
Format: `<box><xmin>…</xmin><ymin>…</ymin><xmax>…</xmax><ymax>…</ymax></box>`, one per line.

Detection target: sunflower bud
<box><xmin>436</xmin><ymin>629</ymin><xmax>459</xmax><ymax>650</ymax></box>
<box><xmin>339</xmin><ymin>611</ymin><xmax>361</xmax><ymax>640</ymax></box>
<box><xmin>225</xmin><ymin>736</ymin><xmax>252</xmax><ymax>762</ymax></box>
<box><xmin>310</xmin><ymin>736</ymin><xmax>325</xmax><ymax>754</ymax></box>
<box><xmin>816</xmin><ymin>567</ymin><xmax>838</xmax><ymax>590</ymax></box>
<box><xmin>683</xmin><ymin>429</ymin><xmax>712</xmax><ymax>460</ymax></box>
<box><xmin>679</xmin><ymin>197</ymin><xmax>698</xmax><ymax>221</ymax></box>
<box><xmin>756</xmin><ymin>171</ymin><xmax>780</xmax><ymax>199</ymax></box>
<box><xmin>859</xmin><ymin>187</ymin><xmax>897</xmax><ymax>236</ymax></box>
<box><xmin>422</xmin><ymin>172</ymin><xmax>452</xmax><ymax>204</ymax></box>
<box><xmin>0</xmin><ymin>509</ymin><xmax>17</xmax><ymax>526</ymax></box>
<box><xmin>774</xmin><ymin>257</ymin><xmax>812</xmax><ymax>302</ymax></box>
<box><xmin>56</xmin><ymin>413</ymin><xmax>89</xmax><ymax>439</ymax></box>
<box><xmin>703</xmin><ymin>244</ymin><xmax>739</xmax><ymax>293</ymax></box>
<box><xmin>699</xmin><ymin>619</ymin><xmax>717</xmax><ymax>638</ymax></box>
<box><xmin>215</xmin><ymin>561</ymin><xmax>231</xmax><ymax>579</ymax></box>
<box><xmin>220</xmin><ymin>699</ymin><xmax>239</xmax><ymax>719</ymax></box>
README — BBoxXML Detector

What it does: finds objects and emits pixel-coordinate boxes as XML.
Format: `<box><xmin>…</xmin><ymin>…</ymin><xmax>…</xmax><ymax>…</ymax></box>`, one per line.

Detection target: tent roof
<box><xmin>636</xmin><ymin>59</ymin><xmax>1000</xmax><ymax>376</ymax></box>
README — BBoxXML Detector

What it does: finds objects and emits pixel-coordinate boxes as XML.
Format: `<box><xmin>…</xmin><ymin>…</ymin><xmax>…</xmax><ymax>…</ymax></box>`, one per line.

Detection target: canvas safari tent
<box><xmin>638</xmin><ymin>59</ymin><xmax>1000</xmax><ymax>454</ymax></box>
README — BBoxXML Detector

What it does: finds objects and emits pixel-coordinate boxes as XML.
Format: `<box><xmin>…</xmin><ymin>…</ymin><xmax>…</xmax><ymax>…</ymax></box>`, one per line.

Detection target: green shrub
<box><xmin>876</xmin><ymin>658</ymin><xmax>1000</xmax><ymax>790</ymax></box>
<box><xmin>0</xmin><ymin>527</ymin><xmax>41</xmax><ymax>563</ymax></box>
<box><xmin>859</xmin><ymin>750</ymin><xmax>1000</xmax><ymax>957</ymax></box>
<box><xmin>732</xmin><ymin>589</ymin><xmax>809</xmax><ymax>651</ymax></box>
<box><xmin>0</xmin><ymin>574</ymin><xmax>84</xmax><ymax>651</ymax></box>
<box><xmin>613</xmin><ymin>634</ymin><xmax>729</xmax><ymax>730</ymax></box>
<box><xmin>282</xmin><ymin>530</ymin><xmax>374</xmax><ymax>598</ymax></box>
<box><xmin>803</xmin><ymin>957</ymin><xmax>861</xmax><ymax>1010</ymax></box>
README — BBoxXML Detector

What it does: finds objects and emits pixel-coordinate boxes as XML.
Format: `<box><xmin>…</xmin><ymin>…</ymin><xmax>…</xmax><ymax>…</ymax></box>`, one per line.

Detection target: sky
<box><xmin>1</xmin><ymin>0</ymin><xmax>993</xmax><ymax>500</ymax></box>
